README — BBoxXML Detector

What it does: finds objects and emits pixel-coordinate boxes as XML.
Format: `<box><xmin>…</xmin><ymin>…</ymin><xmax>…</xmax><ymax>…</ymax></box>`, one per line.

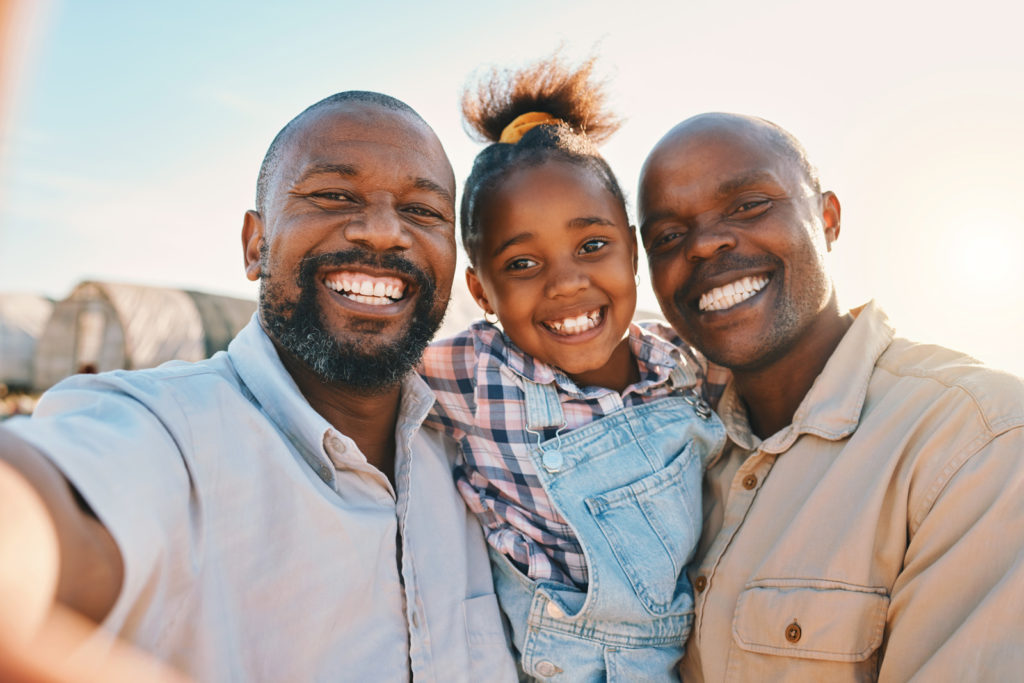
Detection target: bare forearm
<box><xmin>0</xmin><ymin>428</ymin><xmax>122</xmax><ymax>623</ymax></box>
<box><xmin>0</xmin><ymin>458</ymin><xmax>60</xmax><ymax>648</ymax></box>
<box><xmin>0</xmin><ymin>429</ymin><xmax>187</xmax><ymax>682</ymax></box>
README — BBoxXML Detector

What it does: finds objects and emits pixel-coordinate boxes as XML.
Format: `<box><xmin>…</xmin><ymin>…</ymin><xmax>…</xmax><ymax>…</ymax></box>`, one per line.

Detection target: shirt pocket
<box><xmin>585</xmin><ymin>440</ymin><xmax>702</xmax><ymax>615</ymax></box>
<box><xmin>732</xmin><ymin>580</ymin><xmax>889</xmax><ymax>663</ymax></box>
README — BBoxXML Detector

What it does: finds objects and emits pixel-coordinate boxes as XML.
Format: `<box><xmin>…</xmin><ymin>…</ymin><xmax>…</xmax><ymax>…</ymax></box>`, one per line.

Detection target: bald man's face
<box><xmin>242</xmin><ymin>103</ymin><xmax>457</xmax><ymax>388</ymax></box>
<box><xmin>638</xmin><ymin>122</ymin><xmax>839</xmax><ymax>372</ymax></box>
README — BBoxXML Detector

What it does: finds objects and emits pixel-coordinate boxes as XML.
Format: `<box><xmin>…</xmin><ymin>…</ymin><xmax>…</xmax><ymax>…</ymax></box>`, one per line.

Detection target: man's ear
<box><xmin>465</xmin><ymin>267</ymin><xmax>494</xmax><ymax>315</ymax></box>
<box><xmin>242</xmin><ymin>210</ymin><xmax>265</xmax><ymax>281</ymax></box>
<box><xmin>821</xmin><ymin>191</ymin><xmax>841</xmax><ymax>250</ymax></box>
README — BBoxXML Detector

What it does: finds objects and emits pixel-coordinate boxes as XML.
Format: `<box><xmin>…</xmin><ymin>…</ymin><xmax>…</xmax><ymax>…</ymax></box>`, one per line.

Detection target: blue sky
<box><xmin>2</xmin><ymin>0</ymin><xmax>1023</xmax><ymax>374</ymax></box>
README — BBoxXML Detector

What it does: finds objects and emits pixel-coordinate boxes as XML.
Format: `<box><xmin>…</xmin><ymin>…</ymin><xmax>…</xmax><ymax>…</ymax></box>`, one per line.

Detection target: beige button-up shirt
<box><xmin>681</xmin><ymin>301</ymin><xmax>1024</xmax><ymax>682</ymax></box>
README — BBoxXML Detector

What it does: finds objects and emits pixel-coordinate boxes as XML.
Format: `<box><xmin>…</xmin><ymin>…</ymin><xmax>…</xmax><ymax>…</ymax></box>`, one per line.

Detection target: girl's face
<box><xmin>467</xmin><ymin>159</ymin><xmax>638</xmax><ymax>389</ymax></box>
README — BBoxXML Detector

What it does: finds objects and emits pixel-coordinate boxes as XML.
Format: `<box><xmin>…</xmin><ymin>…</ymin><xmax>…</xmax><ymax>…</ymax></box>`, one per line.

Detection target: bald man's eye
<box><xmin>646</xmin><ymin>228</ymin><xmax>686</xmax><ymax>255</ymax></box>
<box><xmin>310</xmin><ymin>191</ymin><xmax>356</xmax><ymax>204</ymax></box>
<box><xmin>729</xmin><ymin>199</ymin><xmax>773</xmax><ymax>219</ymax></box>
<box><xmin>402</xmin><ymin>205</ymin><xmax>445</xmax><ymax>222</ymax></box>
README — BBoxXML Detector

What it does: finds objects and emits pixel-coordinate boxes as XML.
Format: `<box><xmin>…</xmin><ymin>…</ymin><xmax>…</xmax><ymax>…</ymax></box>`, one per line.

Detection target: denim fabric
<box><xmin>492</xmin><ymin>369</ymin><xmax>726</xmax><ymax>681</ymax></box>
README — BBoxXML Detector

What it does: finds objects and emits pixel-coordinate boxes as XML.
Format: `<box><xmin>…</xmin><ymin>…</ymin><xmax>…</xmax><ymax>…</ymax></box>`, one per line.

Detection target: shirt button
<box><xmin>410</xmin><ymin>611</ymin><xmax>419</xmax><ymax>628</ymax></box>
<box><xmin>786</xmin><ymin>621</ymin><xmax>802</xmax><ymax>643</ymax></box>
<box><xmin>694</xmin><ymin>575</ymin><xmax>708</xmax><ymax>592</ymax></box>
<box><xmin>742</xmin><ymin>474</ymin><xmax>758</xmax><ymax>490</ymax></box>
<box><xmin>545</xmin><ymin>601</ymin><xmax>565</xmax><ymax>618</ymax></box>
<box><xmin>535</xmin><ymin>661</ymin><xmax>561</xmax><ymax>677</ymax></box>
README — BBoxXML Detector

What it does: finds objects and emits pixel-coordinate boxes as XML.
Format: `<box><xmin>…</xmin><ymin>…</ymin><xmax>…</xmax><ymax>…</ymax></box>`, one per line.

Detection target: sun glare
<box><xmin>938</xmin><ymin>208</ymin><xmax>1024</xmax><ymax>291</ymax></box>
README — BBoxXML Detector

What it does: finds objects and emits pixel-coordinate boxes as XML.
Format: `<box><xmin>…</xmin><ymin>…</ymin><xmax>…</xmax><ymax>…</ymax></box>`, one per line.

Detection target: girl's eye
<box><xmin>507</xmin><ymin>257</ymin><xmax>538</xmax><ymax>271</ymax></box>
<box><xmin>579</xmin><ymin>238</ymin><xmax>608</xmax><ymax>254</ymax></box>
<box><xmin>730</xmin><ymin>198</ymin><xmax>772</xmax><ymax>218</ymax></box>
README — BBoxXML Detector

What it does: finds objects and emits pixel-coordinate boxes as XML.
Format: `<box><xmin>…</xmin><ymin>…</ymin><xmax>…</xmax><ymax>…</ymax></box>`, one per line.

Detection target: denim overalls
<box><xmin>490</xmin><ymin>366</ymin><xmax>726</xmax><ymax>681</ymax></box>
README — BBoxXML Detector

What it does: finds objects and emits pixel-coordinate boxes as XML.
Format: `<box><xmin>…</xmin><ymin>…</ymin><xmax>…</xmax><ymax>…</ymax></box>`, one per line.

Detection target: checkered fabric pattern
<box><xmin>421</xmin><ymin>319</ymin><xmax>725</xmax><ymax>588</ymax></box>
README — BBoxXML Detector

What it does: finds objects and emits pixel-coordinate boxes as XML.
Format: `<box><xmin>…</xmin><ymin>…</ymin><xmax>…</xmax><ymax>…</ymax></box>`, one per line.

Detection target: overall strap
<box><xmin>667</xmin><ymin>363</ymin><xmax>698</xmax><ymax>392</ymax></box>
<box><xmin>521</xmin><ymin>378</ymin><xmax>566</xmax><ymax>431</ymax></box>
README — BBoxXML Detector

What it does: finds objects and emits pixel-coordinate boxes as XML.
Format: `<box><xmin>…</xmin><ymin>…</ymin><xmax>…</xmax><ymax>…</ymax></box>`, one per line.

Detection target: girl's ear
<box><xmin>630</xmin><ymin>227</ymin><xmax>639</xmax><ymax>274</ymax></box>
<box><xmin>465</xmin><ymin>267</ymin><xmax>495</xmax><ymax>314</ymax></box>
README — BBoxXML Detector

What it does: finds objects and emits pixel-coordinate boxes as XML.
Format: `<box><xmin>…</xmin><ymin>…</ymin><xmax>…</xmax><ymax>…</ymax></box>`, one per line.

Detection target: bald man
<box><xmin>639</xmin><ymin>113</ymin><xmax>1024</xmax><ymax>682</ymax></box>
<box><xmin>0</xmin><ymin>92</ymin><xmax>516</xmax><ymax>682</ymax></box>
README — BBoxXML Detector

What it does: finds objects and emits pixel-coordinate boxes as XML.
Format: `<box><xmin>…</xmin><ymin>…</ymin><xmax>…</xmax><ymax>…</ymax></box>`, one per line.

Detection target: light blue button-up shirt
<box><xmin>8</xmin><ymin>316</ymin><xmax>516</xmax><ymax>682</ymax></box>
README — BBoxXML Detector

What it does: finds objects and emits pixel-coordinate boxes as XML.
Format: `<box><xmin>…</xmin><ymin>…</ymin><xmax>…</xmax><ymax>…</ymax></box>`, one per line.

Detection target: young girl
<box><xmin>421</xmin><ymin>56</ymin><xmax>725</xmax><ymax>681</ymax></box>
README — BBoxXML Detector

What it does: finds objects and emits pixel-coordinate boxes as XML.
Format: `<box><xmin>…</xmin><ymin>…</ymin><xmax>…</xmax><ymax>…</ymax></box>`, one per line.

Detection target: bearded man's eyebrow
<box><xmin>414</xmin><ymin>177</ymin><xmax>453</xmax><ymax>205</ymax></box>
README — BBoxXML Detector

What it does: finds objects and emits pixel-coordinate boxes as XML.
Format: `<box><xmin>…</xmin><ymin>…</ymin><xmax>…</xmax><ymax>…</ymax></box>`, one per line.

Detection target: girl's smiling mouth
<box><xmin>541</xmin><ymin>307</ymin><xmax>604</xmax><ymax>336</ymax></box>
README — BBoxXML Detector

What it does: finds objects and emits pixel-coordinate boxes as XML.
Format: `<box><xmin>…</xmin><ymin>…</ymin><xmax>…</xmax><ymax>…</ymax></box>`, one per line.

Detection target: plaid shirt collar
<box><xmin>468</xmin><ymin>319</ymin><xmax>690</xmax><ymax>400</ymax></box>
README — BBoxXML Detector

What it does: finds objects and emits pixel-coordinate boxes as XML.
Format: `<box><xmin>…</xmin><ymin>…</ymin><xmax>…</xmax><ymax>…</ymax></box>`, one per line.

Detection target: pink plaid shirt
<box><xmin>421</xmin><ymin>319</ymin><xmax>723</xmax><ymax>588</ymax></box>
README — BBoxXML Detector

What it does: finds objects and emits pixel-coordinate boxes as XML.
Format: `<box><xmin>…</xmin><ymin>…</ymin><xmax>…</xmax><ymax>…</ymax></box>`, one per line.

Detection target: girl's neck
<box><xmin>564</xmin><ymin>336</ymin><xmax>639</xmax><ymax>394</ymax></box>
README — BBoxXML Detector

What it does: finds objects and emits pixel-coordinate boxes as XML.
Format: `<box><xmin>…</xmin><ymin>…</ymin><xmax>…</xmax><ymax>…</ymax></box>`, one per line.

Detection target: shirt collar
<box><xmin>717</xmin><ymin>301</ymin><xmax>895</xmax><ymax>454</ymax></box>
<box><xmin>228</xmin><ymin>314</ymin><xmax>435</xmax><ymax>486</ymax></box>
<box><xmin>469</xmin><ymin>319</ymin><xmax>691</xmax><ymax>396</ymax></box>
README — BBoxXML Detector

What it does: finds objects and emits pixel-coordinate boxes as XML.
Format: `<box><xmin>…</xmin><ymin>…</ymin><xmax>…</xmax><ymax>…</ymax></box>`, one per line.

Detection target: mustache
<box><xmin>295</xmin><ymin>248</ymin><xmax>435</xmax><ymax>296</ymax></box>
<box><xmin>676</xmin><ymin>253</ymin><xmax>779</xmax><ymax>302</ymax></box>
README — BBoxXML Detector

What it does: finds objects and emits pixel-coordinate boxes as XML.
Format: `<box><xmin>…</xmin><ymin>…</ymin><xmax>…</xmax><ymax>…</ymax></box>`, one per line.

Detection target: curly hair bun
<box><xmin>461</xmin><ymin>53</ymin><xmax>621</xmax><ymax>146</ymax></box>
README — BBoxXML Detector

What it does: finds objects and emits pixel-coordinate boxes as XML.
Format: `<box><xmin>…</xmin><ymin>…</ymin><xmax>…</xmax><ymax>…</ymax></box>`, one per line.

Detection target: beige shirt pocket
<box><xmin>727</xmin><ymin>580</ymin><xmax>889</xmax><ymax>681</ymax></box>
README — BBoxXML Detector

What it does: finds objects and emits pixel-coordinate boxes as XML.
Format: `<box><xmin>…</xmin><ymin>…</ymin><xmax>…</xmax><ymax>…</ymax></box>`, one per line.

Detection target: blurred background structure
<box><xmin>1</xmin><ymin>0</ymin><xmax>1022</xmax><ymax>411</ymax></box>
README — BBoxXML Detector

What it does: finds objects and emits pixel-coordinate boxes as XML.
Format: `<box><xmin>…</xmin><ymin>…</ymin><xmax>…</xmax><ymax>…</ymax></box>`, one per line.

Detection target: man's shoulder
<box><xmin>875</xmin><ymin>336</ymin><xmax>1024</xmax><ymax>433</ymax></box>
<box><xmin>37</xmin><ymin>352</ymin><xmax>248</xmax><ymax>417</ymax></box>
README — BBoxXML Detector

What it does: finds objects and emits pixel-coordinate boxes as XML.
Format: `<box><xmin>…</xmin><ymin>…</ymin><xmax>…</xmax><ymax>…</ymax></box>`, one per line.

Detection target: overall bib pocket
<box><xmin>585</xmin><ymin>441</ymin><xmax>702</xmax><ymax>615</ymax></box>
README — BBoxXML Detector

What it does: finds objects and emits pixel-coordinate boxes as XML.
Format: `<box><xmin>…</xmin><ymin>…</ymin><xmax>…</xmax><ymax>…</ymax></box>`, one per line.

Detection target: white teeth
<box><xmin>544</xmin><ymin>309</ymin><xmax>602</xmax><ymax>335</ymax></box>
<box><xmin>323</xmin><ymin>271</ymin><xmax>406</xmax><ymax>306</ymax></box>
<box><xmin>699</xmin><ymin>275</ymin><xmax>770</xmax><ymax>312</ymax></box>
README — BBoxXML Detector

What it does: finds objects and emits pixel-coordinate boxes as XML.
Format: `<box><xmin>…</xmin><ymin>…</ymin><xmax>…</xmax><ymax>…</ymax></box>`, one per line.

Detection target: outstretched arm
<box><xmin>0</xmin><ymin>427</ymin><xmax>122</xmax><ymax>626</ymax></box>
<box><xmin>0</xmin><ymin>428</ymin><xmax>189</xmax><ymax>682</ymax></box>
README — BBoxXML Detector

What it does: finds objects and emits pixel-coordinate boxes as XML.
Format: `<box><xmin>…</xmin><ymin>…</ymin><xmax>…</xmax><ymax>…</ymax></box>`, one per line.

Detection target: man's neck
<box><xmin>277</xmin><ymin>349</ymin><xmax>402</xmax><ymax>487</ymax></box>
<box><xmin>731</xmin><ymin>304</ymin><xmax>854</xmax><ymax>440</ymax></box>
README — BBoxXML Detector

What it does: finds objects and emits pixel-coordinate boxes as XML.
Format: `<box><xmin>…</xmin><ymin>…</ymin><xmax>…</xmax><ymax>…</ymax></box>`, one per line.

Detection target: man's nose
<box><xmin>342</xmin><ymin>204</ymin><xmax>412</xmax><ymax>252</ymax></box>
<box><xmin>544</xmin><ymin>259</ymin><xmax>589</xmax><ymax>298</ymax></box>
<box><xmin>687</xmin><ymin>217</ymin><xmax>736</xmax><ymax>261</ymax></box>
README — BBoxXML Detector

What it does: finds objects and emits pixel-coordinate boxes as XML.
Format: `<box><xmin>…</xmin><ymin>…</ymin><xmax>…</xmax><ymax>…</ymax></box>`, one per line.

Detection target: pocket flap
<box><xmin>732</xmin><ymin>581</ymin><xmax>889</xmax><ymax>662</ymax></box>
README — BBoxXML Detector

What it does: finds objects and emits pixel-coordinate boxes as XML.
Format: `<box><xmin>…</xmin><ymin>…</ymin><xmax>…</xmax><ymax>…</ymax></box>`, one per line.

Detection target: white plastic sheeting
<box><xmin>33</xmin><ymin>281</ymin><xmax>255</xmax><ymax>391</ymax></box>
<box><xmin>0</xmin><ymin>293</ymin><xmax>53</xmax><ymax>388</ymax></box>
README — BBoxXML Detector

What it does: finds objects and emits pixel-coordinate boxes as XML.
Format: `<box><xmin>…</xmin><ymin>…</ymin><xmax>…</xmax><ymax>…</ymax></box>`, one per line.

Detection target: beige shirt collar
<box><xmin>713</xmin><ymin>300</ymin><xmax>896</xmax><ymax>456</ymax></box>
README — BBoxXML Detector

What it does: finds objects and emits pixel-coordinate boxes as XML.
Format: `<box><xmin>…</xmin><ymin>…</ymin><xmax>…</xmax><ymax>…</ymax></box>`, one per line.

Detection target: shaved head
<box><xmin>644</xmin><ymin>113</ymin><xmax>820</xmax><ymax>196</ymax></box>
<box><xmin>255</xmin><ymin>91</ymin><xmax>430</xmax><ymax>216</ymax></box>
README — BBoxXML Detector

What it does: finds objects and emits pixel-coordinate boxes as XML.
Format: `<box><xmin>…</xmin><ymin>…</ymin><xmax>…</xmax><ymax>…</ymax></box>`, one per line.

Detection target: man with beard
<box><xmin>0</xmin><ymin>92</ymin><xmax>516</xmax><ymax>681</ymax></box>
<box><xmin>638</xmin><ymin>113</ymin><xmax>1024</xmax><ymax>681</ymax></box>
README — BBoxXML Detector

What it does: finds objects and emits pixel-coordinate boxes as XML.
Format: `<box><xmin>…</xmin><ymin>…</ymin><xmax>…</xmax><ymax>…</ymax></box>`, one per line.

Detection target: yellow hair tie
<box><xmin>499</xmin><ymin>112</ymin><xmax>563</xmax><ymax>144</ymax></box>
